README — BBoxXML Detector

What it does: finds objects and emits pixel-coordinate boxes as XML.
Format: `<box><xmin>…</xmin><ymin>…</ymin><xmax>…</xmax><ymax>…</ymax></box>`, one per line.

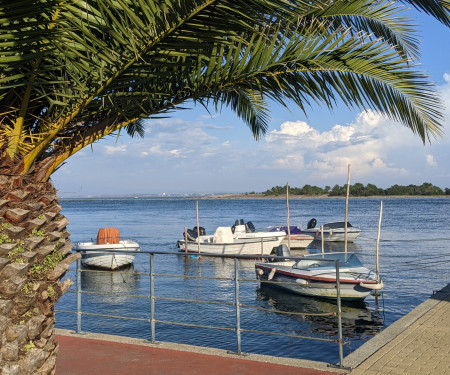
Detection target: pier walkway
<box><xmin>347</xmin><ymin>283</ymin><xmax>450</xmax><ymax>375</ymax></box>
<box><xmin>55</xmin><ymin>283</ymin><xmax>450</xmax><ymax>375</ymax></box>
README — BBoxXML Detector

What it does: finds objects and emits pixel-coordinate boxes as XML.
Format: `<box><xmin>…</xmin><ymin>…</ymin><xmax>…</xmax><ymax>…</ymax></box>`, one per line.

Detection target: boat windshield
<box><xmin>293</xmin><ymin>253</ymin><xmax>363</xmax><ymax>270</ymax></box>
<box><xmin>323</xmin><ymin>222</ymin><xmax>353</xmax><ymax>229</ymax></box>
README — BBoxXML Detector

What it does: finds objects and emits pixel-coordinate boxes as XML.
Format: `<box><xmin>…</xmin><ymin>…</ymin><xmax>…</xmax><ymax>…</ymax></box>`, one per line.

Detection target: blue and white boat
<box><xmin>255</xmin><ymin>246</ymin><xmax>382</xmax><ymax>300</ymax></box>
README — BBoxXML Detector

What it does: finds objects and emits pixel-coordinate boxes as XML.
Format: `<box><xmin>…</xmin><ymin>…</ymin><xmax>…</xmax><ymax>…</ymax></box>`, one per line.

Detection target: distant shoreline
<box><xmin>60</xmin><ymin>194</ymin><xmax>449</xmax><ymax>200</ymax></box>
<box><xmin>204</xmin><ymin>193</ymin><xmax>449</xmax><ymax>199</ymax></box>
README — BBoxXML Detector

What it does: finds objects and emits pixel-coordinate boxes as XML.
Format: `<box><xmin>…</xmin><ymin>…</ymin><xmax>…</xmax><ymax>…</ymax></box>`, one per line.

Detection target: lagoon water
<box><xmin>55</xmin><ymin>197</ymin><xmax>450</xmax><ymax>363</ymax></box>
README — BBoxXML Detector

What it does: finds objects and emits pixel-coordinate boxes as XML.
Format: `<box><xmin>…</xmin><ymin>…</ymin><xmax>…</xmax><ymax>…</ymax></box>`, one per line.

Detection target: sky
<box><xmin>52</xmin><ymin>11</ymin><xmax>450</xmax><ymax>197</ymax></box>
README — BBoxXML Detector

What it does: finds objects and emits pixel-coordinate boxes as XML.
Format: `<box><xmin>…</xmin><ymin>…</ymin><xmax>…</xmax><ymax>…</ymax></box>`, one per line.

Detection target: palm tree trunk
<box><xmin>0</xmin><ymin>173</ymin><xmax>80</xmax><ymax>374</ymax></box>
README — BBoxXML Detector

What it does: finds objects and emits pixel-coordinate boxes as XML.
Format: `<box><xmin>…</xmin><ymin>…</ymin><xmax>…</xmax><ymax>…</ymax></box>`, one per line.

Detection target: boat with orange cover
<box><xmin>75</xmin><ymin>228</ymin><xmax>140</xmax><ymax>270</ymax></box>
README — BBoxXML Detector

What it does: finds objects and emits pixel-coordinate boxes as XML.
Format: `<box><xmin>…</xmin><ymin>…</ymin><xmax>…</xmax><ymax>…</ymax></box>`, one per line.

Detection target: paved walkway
<box><xmin>55</xmin><ymin>284</ymin><xmax>450</xmax><ymax>375</ymax></box>
<box><xmin>55</xmin><ymin>332</ymin><xmax>343</xmax><ymax>375</ymax></box>
<box><xmin>347</xmin><ymin>284</ymin><xmax>450</xmax><ymax>375</ymax></box>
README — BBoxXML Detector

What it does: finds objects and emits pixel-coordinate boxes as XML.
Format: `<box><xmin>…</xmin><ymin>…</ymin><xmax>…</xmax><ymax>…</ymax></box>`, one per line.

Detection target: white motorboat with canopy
<box><xmin>177</xmin><ymin>219</ymin><xmax>285</xmax><ymax>255</ymax></box>
<box><xmin>75</xmin><ymin>228</ymin><xmax>140</xmax><ymax>270</ymax></box>
<box><xmin>255</xmin><ymin>245</ymin><xmax>382</xmax><ymax>300</ymax></box>
<box><xmin>302</xmin><ymin>219</ymin><xmax>362</xmax><ymax>242</ymax></box>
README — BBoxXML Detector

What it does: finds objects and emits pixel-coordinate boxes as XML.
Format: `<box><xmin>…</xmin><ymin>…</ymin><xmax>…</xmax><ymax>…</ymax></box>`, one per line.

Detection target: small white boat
<box><xmin>302</xmin><ymin>219</ymin><xmax>362</xmax><ymax>242</ymax></box>
<box><xmin>255</xmin><ymin>245</ymin><xmax>382</xmax><ymax>301</ymax></box>
<box><xmin>268</xmin><ymin>226</ymin><xmax>314</xmax><ymax>248</ymax></box>
<box><xmin>75</xmin><ymin>228</ymin><xmax>140</xmax><ymax>270</ymax></box>
<box><xmin>232</xmin><ymin>219</ymin><xmax>288</xmax><ymax>242</ymax></box>
<box><xmin>177</xmin><ymin>222</ymin><xmax>285</xmax><ymax>255</ymax></box>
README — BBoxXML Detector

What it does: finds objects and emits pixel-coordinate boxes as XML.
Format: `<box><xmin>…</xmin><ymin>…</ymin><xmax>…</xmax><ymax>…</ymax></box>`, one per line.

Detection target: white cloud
<box><xmin>104</xmin><ymin>144</ymin><xmax>127</xmax><ymax>155</ymax></box>
<box><xmin>261</xmin><ymin>108</ymin><xmax>438</xmax><ymax>185</ymax></box>
<box><xmin>444</xmin><ymin>72</ymin><xmax>450</xmax><ymax>83</ymax></box>
<box><xmin>425</xmin><ymin>154</ymin><xmax>437</xmax><ymax>167</ymax></box>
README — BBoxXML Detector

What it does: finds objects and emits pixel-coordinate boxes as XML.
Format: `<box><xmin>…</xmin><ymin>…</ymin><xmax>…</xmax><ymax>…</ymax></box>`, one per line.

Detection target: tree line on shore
<box><xmin>259</xmin><ymin>182</ymin><xmax>450</xmax><ymax>197</ymax></box>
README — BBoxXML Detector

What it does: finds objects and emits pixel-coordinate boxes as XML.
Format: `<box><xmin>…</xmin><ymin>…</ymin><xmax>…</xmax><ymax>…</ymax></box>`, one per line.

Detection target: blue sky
<box><xmin>53</xmin><ymin>11</ymin><xmax>450</xmax><ymax>197</ymax></box>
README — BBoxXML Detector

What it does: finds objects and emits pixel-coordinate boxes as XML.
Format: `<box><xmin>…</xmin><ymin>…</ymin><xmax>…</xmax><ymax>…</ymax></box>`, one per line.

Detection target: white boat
<box><xmin>75</xmin><ymin>228</ymin><xmax>140</xmax><ymax>270</ymax></box>
<box><xmin>177</xmin><ymin>223</ymin><xmax>285</xmax><ymax>255</ymax></box>
<box><xmin>302</xmin><ymin>219</ymin><xmax>362</xmax><ymax>242</ymax></box>
<box><xmin>268</xmin><ymin>226</ymin><xmax>314</xmax><ymax>248</ymax></box>
<box><xmin>255</xmin><ymin>245</ymin><xmax>382</xmax><ymax>301</ymax></box>
<box><xmin>232</xmin><ymin>219</ymin><xmax>288</xmax><ymax>241</ymax></box>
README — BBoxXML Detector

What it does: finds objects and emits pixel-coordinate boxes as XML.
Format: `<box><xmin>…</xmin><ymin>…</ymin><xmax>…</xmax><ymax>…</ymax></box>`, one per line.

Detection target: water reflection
<box><xmin>256</xmin><ymin>284</ymin><xmax>384</xmax><ymax>340</ymax></box>
<box><xmin>307</xmin><ymin>241</ymin><xmax>362</xmax><ymax>253</ymax></box>
<box><xmin>80</xmin><ymin>264</ymin><xmax>141</xmax><ymax>302</ymax></box>
<box><xmin>179</xmin><ymin>254</ymin><xmax>257</xmax><ymax>279</ymax></box>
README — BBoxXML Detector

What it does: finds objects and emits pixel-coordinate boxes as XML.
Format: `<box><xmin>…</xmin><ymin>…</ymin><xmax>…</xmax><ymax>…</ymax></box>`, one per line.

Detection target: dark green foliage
<box><xmin>263</xmin><ymin>182</ymin><xmax>447</xmax><ymax>196</ymax></box>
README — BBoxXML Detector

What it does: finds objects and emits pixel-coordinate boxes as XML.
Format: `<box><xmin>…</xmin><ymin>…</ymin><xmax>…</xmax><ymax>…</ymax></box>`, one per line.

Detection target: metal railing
<box><xmin>56</xmin><ymin>250</ymin><xmax>345</xmax><ymax>368</ymax></box>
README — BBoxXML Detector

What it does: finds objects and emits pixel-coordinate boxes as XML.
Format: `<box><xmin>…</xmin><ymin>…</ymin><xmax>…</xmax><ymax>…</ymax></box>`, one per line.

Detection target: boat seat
<box><xmin>97</xmin><ymin>227</ymin><xmax>120</xmax><ymax>244</ymax></box>
<box><xmin>213</xmin><ymin>227</ymin><xmax>234</xmax><ymax>244</ymax></box>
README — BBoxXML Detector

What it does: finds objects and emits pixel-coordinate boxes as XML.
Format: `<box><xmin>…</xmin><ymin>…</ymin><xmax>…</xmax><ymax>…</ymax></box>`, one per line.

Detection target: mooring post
<box><xmin>150</xmin><ymin>253</ymin><xmax>156</xmax><ymax>343</ymax></box>
<box><xmin>76</xmin><ymin>257</ymin><xmax>82</xmax><ymax>334</ymax></box>
<box><xmin>336</xmin><ymin>259</ymin><xmax>344</xmax><ymax>367</ymax></box>
<box><xmin>234</xmin><ymin>258</ymin><xmax>242</xmax><ymax>355</ymax></box>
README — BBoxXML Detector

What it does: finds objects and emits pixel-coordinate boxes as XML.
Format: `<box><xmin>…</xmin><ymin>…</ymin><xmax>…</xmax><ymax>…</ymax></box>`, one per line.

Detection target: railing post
<box><xmin>150</xmin><ymin>253</ymin><xmax>156</xmax><ymax>343</ymax></box>
<box><xmin>234</xmin><ymin>257</ymin><xmax>242</xmax><ymax>355</ymax></box>
<box><xmin>335</xmin><ymin>259</ymin><xmax>344</xmax><ymax>367</ymax></box>
<box><xmin>76</xmin><ymin>256</ymin><xmax>82</xmax><ymax>334</ymax></box>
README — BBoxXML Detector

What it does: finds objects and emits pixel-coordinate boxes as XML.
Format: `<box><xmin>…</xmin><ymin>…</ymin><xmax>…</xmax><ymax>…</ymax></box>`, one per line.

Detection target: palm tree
<box><xmin>1</xmin><ymin>0</ymin><xmax>449</xmax><ymax>372</ymax></box>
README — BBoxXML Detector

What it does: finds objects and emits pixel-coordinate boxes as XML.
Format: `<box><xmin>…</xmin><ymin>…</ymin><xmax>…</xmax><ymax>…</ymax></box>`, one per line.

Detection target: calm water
<box><xmin>55</xmin><ymin>197</ymin><xmax>450</xmax><ymax>363</ymax></box>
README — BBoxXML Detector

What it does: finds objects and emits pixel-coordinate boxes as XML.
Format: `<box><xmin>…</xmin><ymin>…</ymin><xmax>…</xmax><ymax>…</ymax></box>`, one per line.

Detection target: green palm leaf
<box><xmin>0</xmin><ymin>0</ymin><xmax>449</xmax><ymax>178</ymax></box>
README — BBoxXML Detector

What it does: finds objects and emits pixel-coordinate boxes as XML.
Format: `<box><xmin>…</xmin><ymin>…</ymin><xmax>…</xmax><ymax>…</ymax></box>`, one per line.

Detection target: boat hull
<box><xmin>256</xmin><ymin>267</ymin><xmax>372</xmax><ymax>300</ymax></box>
<box><xmin>255</xmin><ymin>254</ymin><xmax>381</xmax><ymax>301</ymax></box>
<box><xmin>81</xmin><ymin>253</ymin><xmax>136</xmax><ymax>270</ymax></box>
<box><xmin>76</xmin><ymin>240</ymin><xmax>140</xmax><ymax>270</ymax></box>
<box><xmin>281</xmin><ymin>235</ymin><xmax>314</xmax><ymax>249</ymax></box>
<box><xmin>178</xmin><ymin>236</ymin><xmax>283</xmax><ymax>256</ymax></box>
<box><xmin>303</xmin><ymin>229</ymin><xmax>361</xmax><ymax>242</ymax></box>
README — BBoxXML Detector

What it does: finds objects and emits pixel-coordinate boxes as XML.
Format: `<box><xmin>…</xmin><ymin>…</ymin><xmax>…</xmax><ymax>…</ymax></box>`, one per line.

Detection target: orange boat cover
<box><xmin>96</xmin><ymin>228</ymin><xmax>120</xmax><ymax>245</ymax></box>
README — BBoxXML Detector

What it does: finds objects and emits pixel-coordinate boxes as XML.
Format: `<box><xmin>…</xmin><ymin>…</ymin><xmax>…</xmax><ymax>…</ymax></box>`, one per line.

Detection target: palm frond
<box><xmin>0</xmin><ymin>0</ymin><xmax>448</xmax><ymax>178</ymax></box>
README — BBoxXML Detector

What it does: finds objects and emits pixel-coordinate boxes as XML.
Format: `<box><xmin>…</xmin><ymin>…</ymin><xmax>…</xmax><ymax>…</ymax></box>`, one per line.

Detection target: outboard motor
<box><xmin>194</xmin><ymin>226</ymin><xmax>206</xmax><ymax>236</ymax></box>
<box><xmin>269</xmin><ymin>244</ymin><xmax>291</xmax><ymax>262</ymax></box>
<box><xmin>232</xmin><ymin>219</ymin><xmax>246</xmax><ymax>234</ymax></box>
<box><xmin>186</xmin><ymin>228</ymin><xmax>198</xmax><ymax>241</ymax></box>
<box><xmin>307</xmin><ymin>218</ymin><xmax>317</xmax><ymax>229</ymax></box>
<box><xmin>246</xmin><ymin>221</ymin><xmax>256</xmax><ymax>233</ymax></box>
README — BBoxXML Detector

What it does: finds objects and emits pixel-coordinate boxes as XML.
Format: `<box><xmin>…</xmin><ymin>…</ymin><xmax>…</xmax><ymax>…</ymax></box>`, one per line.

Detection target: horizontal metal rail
<box><xmin>57</xmin><ymin>250</ymin><xmax>345</xmax><ymax>367</ymax></box>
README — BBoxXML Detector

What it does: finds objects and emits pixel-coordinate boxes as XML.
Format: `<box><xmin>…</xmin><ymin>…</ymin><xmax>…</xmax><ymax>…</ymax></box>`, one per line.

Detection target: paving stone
<box><xmin>349</xmin><ymin>286</ymin><xmax>450</xmax><ymax>375</ymax></box>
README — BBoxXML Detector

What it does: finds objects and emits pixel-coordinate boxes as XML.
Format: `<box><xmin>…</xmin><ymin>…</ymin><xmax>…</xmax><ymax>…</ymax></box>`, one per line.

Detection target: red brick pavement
<box><xmin>55</xmin><ymin>334</ymin><xmax>344</xmax><ymax>375</ymax></box>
